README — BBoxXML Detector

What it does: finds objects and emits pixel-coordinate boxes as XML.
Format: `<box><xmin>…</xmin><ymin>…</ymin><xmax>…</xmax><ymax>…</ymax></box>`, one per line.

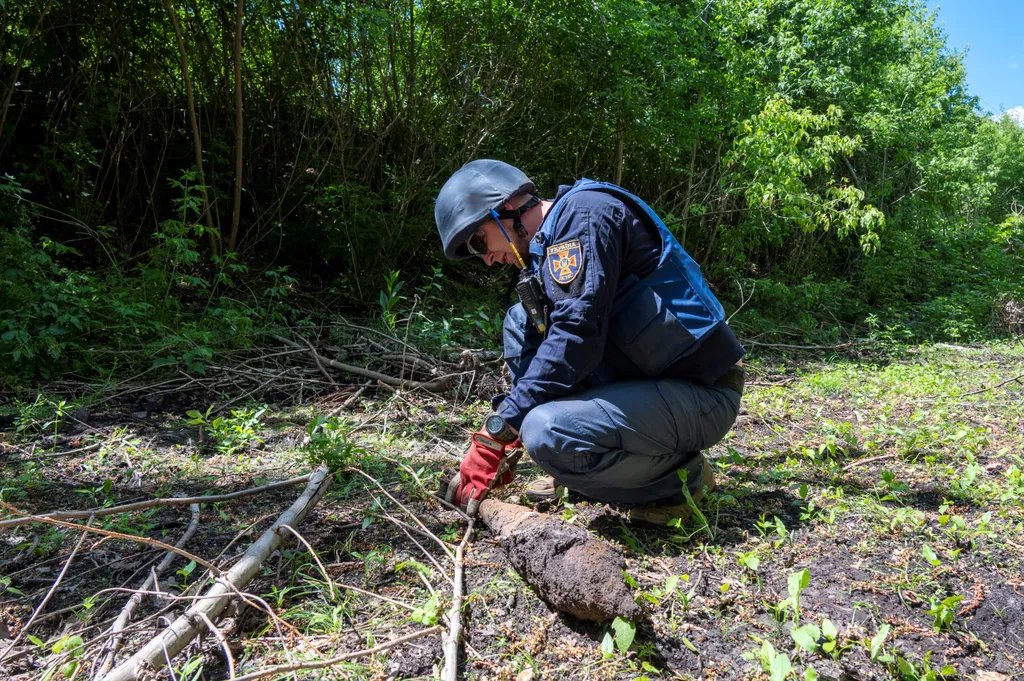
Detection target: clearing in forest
<box><xmin>1</xmin><ymin>341</ymin><xmax>1022</xmax><ymax>680</ymax></box>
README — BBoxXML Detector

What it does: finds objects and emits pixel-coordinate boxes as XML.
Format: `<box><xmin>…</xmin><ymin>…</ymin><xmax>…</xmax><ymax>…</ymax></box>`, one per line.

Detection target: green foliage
<box><xmin>728</xmin><ymin>97</ymin><xmax>884</xmax><ymax>254</ymax></box>
<box><xmin>186</xmin><ymin>405</ymin><xmax>267</xmax><ymax>457</ymax></box>
<box><xmin>1</xmin><ymin>0</ymin><xmax>1023</xmax><ymax>373</ymax></box>
<box><xmin>892</xmin><ymin>651</ymin><xmax>958</xmax><ymax>681</ymax></box>
<box><xmin>780</xmin><ymin>569</ymin><xmax>810</xmax><ymax>625</ymax></box>
<box><xmin>304</xmin><ymin>414</ymin><xmax>365</xmax><ymax>471</ymax></box>
<box><xmin>869</xmin><ymin>623</ymin><xmax>891</xmax><ymax>662</ymax></box>
<box><xmin>745</xmin><ymin>640</ymin><xmax>793</xmax><ymax>681</ymax></box>
<box><xmin>0</xmin><ymin>170</ymin><xmax>295</xmax><ymax>383</ymax></box>
<box><xmin>39</xmin><ymin>634</ymin><xmax>84</xmax><ymax>681</ymax></box>
<box><xmin>924</xmin><ymin>594</ymin><xmax>962</xmax><ymax>633</ymax></box>
<box><xmin>379</xmin><ymin>271</ymin><xmax>406</xmax><ymax>330</ymax></box>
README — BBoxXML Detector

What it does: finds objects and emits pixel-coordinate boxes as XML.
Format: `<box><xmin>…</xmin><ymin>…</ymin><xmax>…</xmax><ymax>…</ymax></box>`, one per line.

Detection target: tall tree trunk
<box><xmin>162</xmin><ymin>0</ymin><xmax>219</xmax><ymax>257</ymax></box>
<box><xmin>0</xmin><ymin>0</ymin><xmax>54</xmax><ymax>143</ymax></box>
<box><xmin>228</xmin><ymin>0</ymin><xmax>244</xmax><ymax>253</ymax></box>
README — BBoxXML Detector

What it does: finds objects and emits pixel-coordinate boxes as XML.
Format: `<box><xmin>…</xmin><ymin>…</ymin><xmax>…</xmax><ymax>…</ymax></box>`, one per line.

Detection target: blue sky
<box><xmin>926</xmin><ymin>0</ymin><xmax>1023</xmax><ymax>116</ymax></box>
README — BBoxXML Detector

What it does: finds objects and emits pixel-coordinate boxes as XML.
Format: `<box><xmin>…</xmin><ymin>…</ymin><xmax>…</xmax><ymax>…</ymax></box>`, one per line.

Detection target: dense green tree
<box><xmin>1</xmin><ymin>0</ymin><xmax>1021</xmax><ymax>380</ymax></box>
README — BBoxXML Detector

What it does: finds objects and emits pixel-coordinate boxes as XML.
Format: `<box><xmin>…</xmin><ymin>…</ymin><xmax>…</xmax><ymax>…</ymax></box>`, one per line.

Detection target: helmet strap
<box><xmin>495</xmin><ymin>195</ymin><xmax>540</xmax><ymax>239</ymax></box>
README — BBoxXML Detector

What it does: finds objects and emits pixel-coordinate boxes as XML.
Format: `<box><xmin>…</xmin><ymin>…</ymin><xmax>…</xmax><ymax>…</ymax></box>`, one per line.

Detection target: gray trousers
<box><xmin>504</xmin><ymin>303</ymin><xmax>741</xmax><ymax>505</ymax></box>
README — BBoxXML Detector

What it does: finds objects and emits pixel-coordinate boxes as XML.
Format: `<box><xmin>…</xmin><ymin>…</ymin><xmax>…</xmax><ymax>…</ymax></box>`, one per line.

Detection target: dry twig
<box><xmin>442</xmin><ymin>518</ymin><xmax>475</xmax><ymax>681</ymax></box>
<box><xmin>0</xmin><ymin>515</ymin><xmax>95</xmax><ymax>661</ymax></box>
<box><xmin>229</xmin><ymin>625</ymin><xmax>441</xmax><ymax>681</ymax></box>
<box><xmin>0</xmin><ymin>473</ymin><xmax>312</xmax><ymax>531</ymax></box>
<box><xmin>274</xmin><ymin>334</ymin><xmax>458</xmax><ymax>392</ymax></box>
<box><xmin>94</xmin><ymin>503</ymin><xmax>202</xmax><ymax>678</ymax></box>
<box><xmin>99</xmin><ymin>467</ymin><xmax>332</xmax><ymax>681</ymax></box>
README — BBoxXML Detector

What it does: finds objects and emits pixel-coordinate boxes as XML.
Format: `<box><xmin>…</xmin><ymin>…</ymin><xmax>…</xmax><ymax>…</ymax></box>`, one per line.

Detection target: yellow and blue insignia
<box><xmin>547</xmin><ymin>240</ymin><xmax>583</xmax><ymax>285</ymax></box>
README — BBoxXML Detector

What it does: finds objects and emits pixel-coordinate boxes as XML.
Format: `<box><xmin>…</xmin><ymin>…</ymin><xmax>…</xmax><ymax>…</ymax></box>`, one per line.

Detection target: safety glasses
<box><xmin>464</xmin><ymin>195</ymin><xmax>541</xmax><ymax>257</ymax></box>
<box><xmin>464</xmin><ymin>229</ymin><xmax>488</xmax><ymax>256</ymax></box>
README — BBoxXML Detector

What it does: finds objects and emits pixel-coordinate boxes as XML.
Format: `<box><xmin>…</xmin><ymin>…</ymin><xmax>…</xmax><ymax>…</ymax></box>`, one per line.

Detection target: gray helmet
<box><xmin>435</xmin><ymin>159</ymin><xmax>536</xmax><ymax>260</ymax></box>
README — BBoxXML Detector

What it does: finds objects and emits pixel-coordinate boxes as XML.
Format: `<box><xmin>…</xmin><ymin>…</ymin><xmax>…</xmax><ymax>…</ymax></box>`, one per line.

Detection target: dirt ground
<box><xmin>1</xmin><ymin>341</ymin><xmax>1022</xmax><ymax>680</ymax></box>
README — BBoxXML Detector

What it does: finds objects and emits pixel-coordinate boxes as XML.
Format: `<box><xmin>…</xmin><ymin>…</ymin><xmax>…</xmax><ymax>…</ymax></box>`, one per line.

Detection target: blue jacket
<box><xmin>498</xmin><ymin>180</ymin><xmax>744</xmax><ymax>432</ymax></box>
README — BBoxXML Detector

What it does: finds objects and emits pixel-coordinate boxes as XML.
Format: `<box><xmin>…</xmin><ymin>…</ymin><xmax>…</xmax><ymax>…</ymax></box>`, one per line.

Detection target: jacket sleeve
<box><xmin>498</xmin><ymin>195</ymin><xmax>624</xmax><ymax>432</ymax></box>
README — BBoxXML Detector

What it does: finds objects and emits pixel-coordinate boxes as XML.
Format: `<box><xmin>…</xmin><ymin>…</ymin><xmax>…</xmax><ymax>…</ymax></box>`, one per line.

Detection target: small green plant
<box><xmin>175</xmin><ymin>656</ymin><xmax>205</xmax><ymax>681</ymax></box>
<box><xmin>39</xmin><ymin>634</ymin><xmax>84</xmax><ymax>681</ymax></box>
<box><xmin>868</xmin><ymin>623</ymin><xmax>891</xmax><ymax>662</ymax></box>
<box><xmin>924</xmin><ymin>594</ymin><xmax>962</xmax><ymax>632</ymax></box>
<box><xmin>736</xmin><ymin>550</ymin><xmax>760</xmax><ymax>573</ymax></box>
<box><xmin>379</xmin><ymin>270</ymin><xmax>405</xmax><ymax>329</ymax></box>
<box><xmin>176</xmin><ymin>560</ymin><xmax>198</xmax><ymax>590</ymax></box>
<box><xmin>304</xmin><ymin>414</ymin><xmax>364</xmax><ymax>471</ymax></box>
<box><xmin>600</xmin><ymin>616</ymin><xmax>636</xmax><ymax>657</ymax></box>
<box><xmin>669</xmin><ymin>468</ymin><xmax>713</xmax><ymax>540</ymax></box>
<box><xmin>778</xmin><ymin>569</ymin><xmax>810</xmax><ymax>625</ymax></box>
<box><xmin>186</xmin><ymin>405</ymin><xmax>266</xmax><ymax>457</ymax></box>
<box><xmin>892</xmin><ymin>651</ymin><xmax>958</xmax><ymax>681</ymax></box>
<box><xmin>879</xmin><ymin>470</ymin><xmax>911</xmax><ymax>495</ymax></box>
<box><xmin>756</xmin><ymin>514</ymin><xmax>789</xmax><ymax>547</ymax></box>
<box><xmin>409</xmin><ymin>593</ymin><xmax>440</xmax><ymax>625</ymax></box>
<box><xmin>745</xmin><ymin>639</ymin><xmax>793</xmax><ymax>681</ymax></box>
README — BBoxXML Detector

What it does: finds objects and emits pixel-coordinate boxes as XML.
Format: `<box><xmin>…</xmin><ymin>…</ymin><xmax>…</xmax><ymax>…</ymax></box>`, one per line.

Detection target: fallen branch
<box><xmin>197</xmin><ymin>611</ymin><xmax>235</xmax><ymax>679</ymax></box>
<box><xmin>0</xmin><ymin>441</ymin><xmax>103</xmax><ymax>466</ymax></box>
<box><xmin>229</xmin><ymin>625</ymin><xmax>441</xmax><ymax>681</ymax></box>
<box><xmin>959</xmin><ymin>373</ymin><xmax>1024</xmax><ymax>398</ymax></box>
<box><xmin>441</xmin><ymin>518</ymin><xmax>475</xmax><ymax>681</ymax></box>
<box><xmin>274</xmin><ymin>334</ymin><xmax>457</xmax><ymax>392</ymax></box>
<box><xmin>0</xmin><ymin>502</ymin><xmax>223</xmax><ymax>576</ymax></box>
<box><xmin>446</xmin><ymin>350</ymin><xmax>502</xmax><ymax>363</ymax></box>
<box><xmin>0</xmin><ymin>473</ymin><xmax>312</xmax><ymax>531</ymax></box>
<box><xmin>94</xmin><ymin>503</ymin><xmax>202</xmax><ymax>678</ymax></box>
<box><xmin>99</xmin><ymin>467</ymin><xmax>332</xmax><ymax>681</ymax></box>
<box><xmin>0</xmin><ymin>515</ymin><xmax>94</xmax><ymax>661</ymax></box>
<box><xmin>298</xmin><ymin>334</ymin><xmax>337</xmax><ymax>386</ymax></box>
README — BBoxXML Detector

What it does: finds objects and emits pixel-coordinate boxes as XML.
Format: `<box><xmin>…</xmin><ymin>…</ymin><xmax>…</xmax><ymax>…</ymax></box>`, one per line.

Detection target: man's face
<box><xmin>465</xmin><ymin>205</ymin><xmax>530</xmax><ymax>268</ymax></box>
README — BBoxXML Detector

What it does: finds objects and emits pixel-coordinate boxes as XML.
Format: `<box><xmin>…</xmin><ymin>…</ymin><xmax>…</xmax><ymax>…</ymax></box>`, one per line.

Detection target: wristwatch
<box><xmin>484</xmin><ymin>413</ymin><xmax>517</xmax><ymax>443</ymax></box>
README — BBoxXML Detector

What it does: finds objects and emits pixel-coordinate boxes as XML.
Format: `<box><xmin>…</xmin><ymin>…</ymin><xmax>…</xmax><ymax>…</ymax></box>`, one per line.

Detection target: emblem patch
<box><xmin>546</xmin><ymin>240</ymin><xmax>583</xmax><ymax>285</ymax></box>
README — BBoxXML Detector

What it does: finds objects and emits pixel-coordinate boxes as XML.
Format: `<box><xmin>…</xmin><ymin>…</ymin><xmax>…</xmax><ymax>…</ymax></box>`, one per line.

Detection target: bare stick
<box><xmin>197</xmin><ymin>611</ymin><xmax>235</xmax><ymax>679</ymax></box>
<box><xmin>0</xmin><ymin>473</ymin><xmax>311</xmax><ymax>531</ymax></box>
<box><xmin>332</xmin><ymin>582</ymin><xmax>421</xmax><ymax>612</ymax></box>
<box><xmin>297</xmin><ymin>334</ymin><xmax>337</xmax><ymax>386</ymax></box>
<box><xmin>278</xmin><ymin>524</ymin><xmax>335</xmax><ymax>600</ymax></box>
<box><xmin>99</xmin><ymin>467</ymin><xmax>332</xmax><ymax>681</ymax></box>
<box><xmin>0</xmin><ymin>502</ymin><xmax>222</xmax><ymax>576</ymax></box>
<box><xmin>345</xmin><ymin>467</ymin><xmax>454</xmax><ymax>562</ymax></box>
<box><xmin>95</xmin><ymin>504</ymin><xmax>201</xmax><ymax>678</ymax></box>
<box><xmin>959</xmin><ymin>373</ymin><xmax>1024</xmax><ymax>397</ymax></box>
<box><xmin>380</xmin><ymin>511</ymin><xmax>454</xmax><ymax>585</ymax></box>
<box><xmin>441</xmin><ymin>518</ymin><xmax>475</xmax><ymax>681</ymax></box>
<box><xmin>229</xmin><ymin>625</ymin><xmax>441</xmax><ymax>681</ymax></box>
<box><xmin>0</xmin><ymin>515</ymin><xmax>94</xmax><ymax>661</ymax></box>
<box><xmin>0</xmin><ymin>441</ymin><xmax>102</xmax><ymax>466</ymax></box>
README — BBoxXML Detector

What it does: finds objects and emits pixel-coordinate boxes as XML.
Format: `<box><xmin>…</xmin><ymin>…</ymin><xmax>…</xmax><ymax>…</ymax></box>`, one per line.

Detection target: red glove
<box><xmin>445</xmin><ymin>427</ymin><xmax>519</xmax><ymax>514</ymax></box>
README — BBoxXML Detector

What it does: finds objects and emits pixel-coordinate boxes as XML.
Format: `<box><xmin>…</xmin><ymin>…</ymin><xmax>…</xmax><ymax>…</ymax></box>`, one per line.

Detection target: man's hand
<box><xmin>444</xmin><ymin>426</ymin><xmax>519</xmax><ymax>515</ymax></box>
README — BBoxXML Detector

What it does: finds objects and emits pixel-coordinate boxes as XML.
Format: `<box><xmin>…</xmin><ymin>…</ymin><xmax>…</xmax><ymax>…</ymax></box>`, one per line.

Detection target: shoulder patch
<box><xmin>546</xmin><ymin>240</ymin><xmax>583</xmax><ymax>285</ymax></box>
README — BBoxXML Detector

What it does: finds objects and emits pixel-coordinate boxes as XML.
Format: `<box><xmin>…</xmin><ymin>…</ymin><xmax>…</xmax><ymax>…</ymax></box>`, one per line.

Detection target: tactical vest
<box><xmin>530</xmin><ymin>179</ymin><xmax>732</xmax><ymax>380</ymax></box>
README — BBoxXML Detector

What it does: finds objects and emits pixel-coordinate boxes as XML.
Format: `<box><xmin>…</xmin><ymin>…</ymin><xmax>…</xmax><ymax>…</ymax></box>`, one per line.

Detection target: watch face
<box><xmin>485</xmin><ymin>414</ymin><xmax>505</xmax><ymax>437</ymax></box>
